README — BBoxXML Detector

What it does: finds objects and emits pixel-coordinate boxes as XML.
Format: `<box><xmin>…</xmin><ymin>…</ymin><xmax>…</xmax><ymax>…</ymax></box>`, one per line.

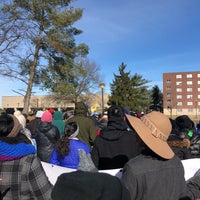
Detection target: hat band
<box><xmin>141</xmin><ymin>116</ymin><xmax>167</xmax><ymax>141</ymax></box>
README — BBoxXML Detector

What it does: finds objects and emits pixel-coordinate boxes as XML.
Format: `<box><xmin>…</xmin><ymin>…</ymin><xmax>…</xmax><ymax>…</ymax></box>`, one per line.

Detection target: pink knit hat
<box><xmin>41</xmin><ymin>111</ymin><xmax>53</xmax><ymax>122</ymax></box>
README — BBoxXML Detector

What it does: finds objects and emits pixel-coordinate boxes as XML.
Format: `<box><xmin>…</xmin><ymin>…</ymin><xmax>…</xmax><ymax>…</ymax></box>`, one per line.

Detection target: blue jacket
<box><xmin>50</xmin><ymin>139</ymin><xmax>90</xmax><ymax>169</ymax></box>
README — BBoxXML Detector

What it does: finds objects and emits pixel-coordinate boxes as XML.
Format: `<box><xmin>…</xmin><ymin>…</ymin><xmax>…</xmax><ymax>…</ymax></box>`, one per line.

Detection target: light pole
<box><xmin>99</xmin><ymin>83</ymin><xmax>105</xmax><ymax>114</ymax></box>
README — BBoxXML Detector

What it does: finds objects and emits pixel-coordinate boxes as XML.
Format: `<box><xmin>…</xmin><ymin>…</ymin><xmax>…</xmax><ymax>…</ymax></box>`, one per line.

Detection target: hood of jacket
<box><xmin>167</xmin><ymin>138</ymin><xmax>190</xmax><ymax>149</ymax></box>
<box><xmin>53</xmin><ymin>111</ymin><xmax>63</xmax><ymax>120</ymax></box>
<box><xmin>74</xmin><ymin>102</ymin><xmax>87</xmax><ymax>116</ymax></box>
<box><xmin>100</xmin><ymin>128</ymin><xmax>130</xmax><ymax>141</ymax></box>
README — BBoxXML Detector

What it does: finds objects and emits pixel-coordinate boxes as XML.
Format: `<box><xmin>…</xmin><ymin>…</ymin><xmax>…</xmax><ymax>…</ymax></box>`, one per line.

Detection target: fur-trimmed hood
<box><xmin>167</xmin><ymin>138</ymin><xmax>190</xmax><ymax>149</ymax></box>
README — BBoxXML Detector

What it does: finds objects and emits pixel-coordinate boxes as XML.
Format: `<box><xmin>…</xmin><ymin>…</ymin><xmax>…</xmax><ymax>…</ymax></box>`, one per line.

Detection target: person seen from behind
<box><xmin>66</xmin><ymin>101</ymin><xmax>96</xmax><ymax>149</ymax></box>
<box><xmin>35</xmin><ymin>111</ymin><xmax>60</xmax><ymax>162</ymax></box>
<box><xmin>26</xmin><ymin>110</ymin><xmax>44</xmax><ymax>138</ymax></box>
<box><xmin>91</xmin><ymin>105</ymin><xmax>140</xmax><ymax>170</ymax></box>
<box><xmin>167</xmin><ymin>118</ymin><xmax>192</xmax><ymax>160</ymax></box>
<box><xmin>14</xmin><ymin>110</ymin><xmax>37</xmax><ymax>151</ymax></box>
<box><xmin>52</xmin><ymin>110</ymin><xmax>65</xmax><ymax>136</ymax></box>
<box><xmin>50</xmin><ymin>122</ymin><xmax>90</xmax><ymax>169</ymax></box>
<box><xmin>0</xmin><ymin>113</ymin><xmax>52</xmax><ymax>199</ymax></box>
<box><xmin>51</xmin><ymin>149</ymin><xmax>130</xmax><ymax>200</ymax></box>
<box><xmin>121</xmin><ymin>111</ymin><xmax>200</xmax><ymax>200</ymax></box>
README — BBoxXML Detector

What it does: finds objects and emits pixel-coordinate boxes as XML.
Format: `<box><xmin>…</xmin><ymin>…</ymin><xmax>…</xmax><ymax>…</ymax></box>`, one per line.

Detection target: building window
<box><xmin>198</xmin><ymin>88</ymin><xmax>200</xmax><ymax>91</ymax></box>
<box><xmin>187</xmin><ymin>74</ymin><xmax>192</xmax><ymax>78</ymax></box>
<box><xmin>176</xmin><ymin>81</ymin><xmax>182</xmax><ymax>85</ymax></box>
<box><xmin>188</xmin><ymin>109</ymin><xmax>193</xmax><ymax>112</ymax></box>
<box><xmin>177</xmin><ymin>109</ymin><xmax>182</xmax><ymax>112</ymax></box>
<box><xmin>187</xmin><ymin>102</ymin><xmax>193</xmax><ymax>106</ymax></box>
<box><xmin>198</xmin><ymin>95</ymin><xmax>200</xmax><ymax>99</ymax></box>
<box><xmin>177</xmin><ymin>95</ymin><xmax>182</xmax><ymax>99</ymax></box>
<box><xmin>177</xmin><ymin>102</ymin><xmax>182</xmax><ymax>106</ymax></box>
<box><xmin>167</xmin><ymin>93</ymin><xmax>171</xmax><ymax>97</ymax></box>
<box><xmin>176</xmin><ymin>74</ymin><xmax>182</xmax><ymax>79</ymax></box>
<box><xmin>167</xmin><ymin>99</ymin><xmax>171</xmax><ymax>103</ymax></box>
<box><xmin>187</xmin><ymin>88</ymin><xmax>193</xmax><ymax>92</ymax></box>
<box><xmin>198</xmin><ymin>81</ymin><xmax>200</xmax><ymax>85</ymax></box>
<box><xmin>197</xmin><ymin>74</ymin><xmax>200</xmax><ymax>78</ymax></box>
<box><xmin>187</xmin><ymin>95</ymin><xmax>193</xmax><ymax>99</ymax></box>
<box><xmin>187</xmin><ymin>81</ymin><xmax>193</xmax><ymax>85</ymax></box>
<box><xmin>176</xmin><ymin>88</ymin><xmax>182</xmax><ymax>92</ymax></box>
<box><xmin>166</xmin><ymin>86</ymin><xmax>171</xmax><ymax>90</ymax></box>
<box><xmin>166</xmin><ymin>79</ymin><xmax>171</xmax><ymax>83</ymax></box>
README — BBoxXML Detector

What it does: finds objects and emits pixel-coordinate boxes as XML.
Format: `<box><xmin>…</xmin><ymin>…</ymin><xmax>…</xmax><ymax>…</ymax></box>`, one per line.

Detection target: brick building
<box><xmin>163</xmin><ymin>71</ymin><xmax>200</xmax><ymax>119</ymax></box>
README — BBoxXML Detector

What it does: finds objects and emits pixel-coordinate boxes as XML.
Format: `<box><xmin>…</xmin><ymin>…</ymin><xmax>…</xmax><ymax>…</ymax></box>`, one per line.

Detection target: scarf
<box><xmin>0</xmin><ymin>141</ymin><xmax>36</xmax><ymax>161</ymax></box>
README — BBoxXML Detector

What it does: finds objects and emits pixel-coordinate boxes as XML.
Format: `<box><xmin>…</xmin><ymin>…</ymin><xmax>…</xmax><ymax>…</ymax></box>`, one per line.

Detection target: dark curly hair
<box><xmin>56</xmin><ymin>122</ymin><xmax>79</xmax><ymax>158</ymax></box>
<box><xmin>56</xmin><ymin>135</ymin><xmax>70</xmax><ymax>158</ymax></box>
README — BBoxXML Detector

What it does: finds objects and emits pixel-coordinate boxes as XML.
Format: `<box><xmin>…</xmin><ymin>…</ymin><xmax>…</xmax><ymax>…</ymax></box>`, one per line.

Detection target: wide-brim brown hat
<box><xmin>125</xmin><ymin>111</ymin><xmax>174</xmax><ymax>159</ymax></box>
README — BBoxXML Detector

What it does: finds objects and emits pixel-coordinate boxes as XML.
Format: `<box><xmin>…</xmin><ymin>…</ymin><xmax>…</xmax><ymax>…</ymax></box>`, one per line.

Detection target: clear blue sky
<box><xmin>1</xmin><ymin>0</ymin><xmax>200</xmax><ymax>107</ymax></box>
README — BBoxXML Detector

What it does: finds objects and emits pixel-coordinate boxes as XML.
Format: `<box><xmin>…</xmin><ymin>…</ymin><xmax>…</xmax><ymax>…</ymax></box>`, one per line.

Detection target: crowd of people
<box><xmin>0</xmin><ymin>102</ymin><xmax>200</xmax><ymax>199</ymax></box>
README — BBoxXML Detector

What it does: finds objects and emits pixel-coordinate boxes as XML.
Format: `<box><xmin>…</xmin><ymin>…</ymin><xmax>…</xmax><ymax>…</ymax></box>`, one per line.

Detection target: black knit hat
<box><xmin>107</xmin><ymin>105</ymin><xmax>128</xmax><ymax>130</ymax></box>
<box><xmin>175</xmin><ymin>115</ymin><xmax>194</xmax><ymax>129</ymax></box>
<box><xmin>108</xmin><ymin>105</ymin><xmax>125</xmax><ymax>122</ymax></box>
<box><xmin>51</xmin><ymin>171</ymin><xmax>131</xmax><ymax>200</ymax></box>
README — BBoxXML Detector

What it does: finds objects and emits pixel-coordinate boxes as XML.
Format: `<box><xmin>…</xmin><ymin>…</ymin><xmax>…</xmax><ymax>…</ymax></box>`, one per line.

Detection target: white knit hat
<box><xmin>36</xmin><ymin>110</ymin><xmax>44</xmax><ymax>118</ymax></box>
<box><xmin>14</xmin><ymin>110</ymin><xmax>26</xmax><ymax>128</ymax></box>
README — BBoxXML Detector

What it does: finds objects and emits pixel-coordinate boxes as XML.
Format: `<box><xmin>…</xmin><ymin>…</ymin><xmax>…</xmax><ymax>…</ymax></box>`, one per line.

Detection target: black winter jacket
<box><xmin>91</xmin><ymin>127</ymin><xmax>140</xmax><ymax>170</ymax></box>
<box><xmin>27</xmin><ymin>118</ymin><xmax>41</xmax><ymax>138</ymax></box>
<box><xmin>35</xmin><ymin>122</ymin><xmax>60</xmax><ymax>162</ymax></box>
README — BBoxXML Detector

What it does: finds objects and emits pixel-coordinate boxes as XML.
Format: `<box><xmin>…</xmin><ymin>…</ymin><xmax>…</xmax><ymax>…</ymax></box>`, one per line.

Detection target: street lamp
<box><xmin>99</xmin><ymin>83</ymin><xmax>105</xmax><ymax>114</ymax></box>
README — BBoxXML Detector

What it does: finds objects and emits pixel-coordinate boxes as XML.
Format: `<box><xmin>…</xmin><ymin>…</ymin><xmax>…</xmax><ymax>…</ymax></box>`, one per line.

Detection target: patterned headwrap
<box><xmin>7</xmin><ymin>114</ymin><xmax>22</xmax><ymax>138</ymax></box>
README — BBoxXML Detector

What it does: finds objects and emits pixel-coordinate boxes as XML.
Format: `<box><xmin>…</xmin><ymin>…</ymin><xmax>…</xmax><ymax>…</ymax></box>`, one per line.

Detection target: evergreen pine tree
<box><xmin>150</xmin><ymin>85</ymin><xmax>163</xmax><ymax>112</ymax></box>
<box><xmin>108</xmin><ymin>63</ymin><xmax>150</xmax><ymax>112</ymax></box>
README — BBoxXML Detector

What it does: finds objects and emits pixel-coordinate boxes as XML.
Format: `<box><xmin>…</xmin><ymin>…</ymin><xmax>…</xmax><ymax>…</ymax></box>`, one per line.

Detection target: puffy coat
<box><xmin>50</xmin><ymin>139</ymin><xmax>90</xmax><ymax>169</ymax></box>
<box><xmin>35</xmin><ymin>122</ymin><xmax>60</xmax><ymax>162</ymax></box>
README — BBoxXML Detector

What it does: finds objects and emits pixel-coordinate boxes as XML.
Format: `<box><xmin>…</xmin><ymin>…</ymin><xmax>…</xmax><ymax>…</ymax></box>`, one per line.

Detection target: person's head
<box><xmin>175</xmin><ymin>115</ymin><xmax>195</xmax><ymax>140</ymax></box>
<box><xmin>0</xmin><ymin>114</ymin><xmax>22</xmax><ymax>137</ymax></box>
<box><xmin>56</xmin><ymin>122</ymin><xmax>79</xmax><ymax>158</ymax></box>
<box><xmin>53</xmin><ymin>111</ymin><xmax>63</xmax><ymax>120</ymax></box>
<box><xmin>65</xmin><ymin>122</ymin><xmax>79</xmax><ymax>139</ymax></box>
<box><xmin>41</xmin><ymin>111</ymin><xmax>53</xmax><ymax>123</ymax></box>
<box><xmin>125</xmin><ymin>111</ymin><xmax>174</xmax><ymax>159</ymax></box>
<box><xmin>51</xmin><ymin>171</ymin><xmax>131</xmax><ymax>200</ymax></box>
<box><xmin>74</xmin><ymin>101</ymin><xmax>88</xmax><ymax>116</ymax></box>
<box><xmin>5</xmin><ymin>108</ymin><xmax>15</xmax><ymax>115</ymax></box>
<box><xmin>108</xmin><ymin>105</ymin><xmax>125</xmax><ymax>122</ymax></box>
<box><xmin>107</xmin><ymin>105</ymin><xmax>128</xmax><ymax>130</ymax></box>
<box><xmin>14</xmin><ymin>110</ymin><xmax>26</xmax><ymax>128</ymax></box>
<box><xmin>49</xmin><ymin>108</ymin><xmax>55</xmax><ymax>115</ymax></box>
<box><xmin>175</xmin><ymin>115</ymin><xmax>194</xmax><ymax>130</ymax></box>
<box><xmin>35</xmin><ymin>110</ymin><xmax>44</xmax><ymax>118</ymax></box>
